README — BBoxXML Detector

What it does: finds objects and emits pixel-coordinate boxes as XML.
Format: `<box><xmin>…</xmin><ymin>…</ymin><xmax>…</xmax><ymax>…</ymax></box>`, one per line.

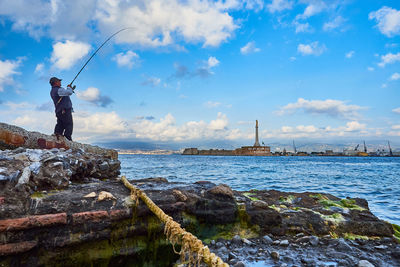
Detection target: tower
<box><xmin>254</xmin><ymin>120</ymin><xmax>260</xmax><ymax>147</ymax></box>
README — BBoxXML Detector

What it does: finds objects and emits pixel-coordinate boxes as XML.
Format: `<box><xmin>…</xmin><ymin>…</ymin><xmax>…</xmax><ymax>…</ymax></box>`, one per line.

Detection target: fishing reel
<box><xmin>68</xmin><ymin>84</ymin><xmax>76</xmax><ymax>90</ymax></box>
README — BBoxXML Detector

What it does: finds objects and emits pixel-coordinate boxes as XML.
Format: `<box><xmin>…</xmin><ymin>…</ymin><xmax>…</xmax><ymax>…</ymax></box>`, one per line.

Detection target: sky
<box><xmin>0</xmin><ymin>0</ymin><xmax>400</xmax><ymax>148</ymax></box>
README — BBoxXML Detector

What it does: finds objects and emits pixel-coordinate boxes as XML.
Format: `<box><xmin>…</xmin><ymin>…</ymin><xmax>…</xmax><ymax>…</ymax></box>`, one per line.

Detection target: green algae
<box><xmin>268</xmin><ymin>204</ymin><xmax>281</xmax><ymax>212</ymax></box>
<box><xmin>310</xmin><ymin>194</ymin><xmax>365</xmax><ymax>211</ymax></box>
<box><xmin>181</xmin><ymin>204</ymin><xmax>259</xmax><ymax>244</ymax></box>
<box><xmin>343</xmin><ymin>233</ymin><xmax>370</xmax><ymax>240</ymax></box>
<box><xmin>36</xmin><ymin>216</ymin><xmax>178</xmax><ymax>267</ymax></box>
<box><xmin>243</xmin><ymin>192</ymin><xmax>260</xmax><ymax>201</ymax></box>
<box><xmin>279</xmin><ymin>195</ymin><xmax>295</xmax><ymax>204</ymax></box>
<box><xmin>321</xmin><ymin>213</ymin><xmax>346</xmax><ymax>224</ymax></box>
<box><xmin>30</xmin><ymin>190</ymin><xmax>59</xmax><ymax>199</ymax></box>
<box><xmin>392</xmin><ymin>223</ymin><xmax>400</xmax><ymax>243</ymax></box>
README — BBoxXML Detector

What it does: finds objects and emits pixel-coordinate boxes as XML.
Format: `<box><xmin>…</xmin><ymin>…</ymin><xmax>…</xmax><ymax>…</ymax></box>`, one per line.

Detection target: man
<box><xmin>49</xmin><ymin>77</ymin><xmax>75</xmax><ymax>141</ymax></box>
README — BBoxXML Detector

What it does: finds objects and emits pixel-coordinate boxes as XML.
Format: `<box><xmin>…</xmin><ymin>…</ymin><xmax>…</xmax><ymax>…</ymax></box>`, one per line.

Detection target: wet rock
<box><xmin>279</xmin><ymin>240</ymin><xmax>289</xmax><ymax>247</ymax></box>
<box><xmin>263</xmin><ymin>235</ymin><xmax>273</xmax><ymax>244</ymax></box>
<box><xmin>335</xmin><ymin>238</ymin><xmax>353</xmax><ymax>252</ymax></box>
<box><xmin>392</xmin><ymin>247</ymin><xmax>400</xmax><ymax>258</ymax></box>
<box><xmin>374</xmin><ymin>244</ymin><xmax>388</xmax><ymax>250</ymax></box>
<box><xmin>233</xmin><ymin>261</ymin><xmax>245</xmax><ymax>267</ymax></box>
<box><xmin>216</xmin><ymin>242</ymin><xmax>224</xmax><ymax>248</ymax></box>
<box><xmin>309</xmin><ymin>235</ymin><xmax>319</xmax><ymax>246</ymax></box>
<box><xmin>270</xmin><ymin>250</ymin><xmax>280</xmax><ymax>260</ymax></box>
<box><xmin>242</xmin><ymin>238</ymin><xmax>252</xmax><ymax>245</ymax></box>
<box><xmin>358</xmin><ymin>260</ymin><xmax>375</xmax><ymax>267</ymax></box>
<box><xmin>232</xmin><ymin>235</ymin><xmax>242</xmax><ymax>245</ymax></box>
<box><xmin>206</xmin><ymin>184</ymin><xmax>234</xmax><ymax>200</ymax></box>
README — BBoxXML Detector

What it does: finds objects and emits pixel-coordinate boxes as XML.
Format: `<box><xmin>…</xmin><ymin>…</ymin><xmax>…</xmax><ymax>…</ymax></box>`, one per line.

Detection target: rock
<box><xmin>242</xmin><ymin>238</ymin><xmax>252</xmax><ymax>245</ymax></box>
<box><xmin>335</xmin><ymin>238</ymin><xmax>353</xmax><ymax>252</ymax></box>
<box><xmin>98</xmin><ymin>161</ymin><xmax>109</xmax><ymax>171</ymax></box>
<box><xmin>233</xmin><ymin>261</ymin><xmax>245</xmax><ymax>267</ymax></box>
<box><xmin>172</xmin><ymin>189</ymin><xmax>187</xmax><ymax>202</ymax></box>
<box><xmin>263</xmin><ymin>235</ymin><xmax>273</xmax><ymax>244</ymax></box>
<box><xmin>232</xmin><ymin>235</ymin><xmax>242</xmax><ymax>245</ymax></box>
<box><xmin>84</xmin><ymin>192</ymin><xmax>96</xmax><ymax>198</ymax></box>
<box><xmin>97</xmin><ymin>191</ymin><xmax>115</xmax><ymax>201</ymax></box>
<box><xmin>358</xmin><ymin>260</ymin><xmax>375</xmax><ymax>267</ymax></box>
<box><xmin>279</xmin><ymin>240</ymin><xmax>289</xmax><ymax>247</ymax></box>
<box><xmin>270</xmin><ymin>250</ymin><xmax>280</xmax><ymax>260</ymax></box>
<box><xmin>309</xmin><ymin>235</ymin><xmax>319</xmax><ymax>246</ymax></box>
<box><xmin>280</xmin><ymin>264</ymin><xmax>288</xmax><ymax>267</ymax></box>
<box><xmin>392</xmin><ymin>247</ymin><xmax>400</xmax><ymax>258</ymax></box>
<box><xmin>216</xmin><ymin>242</ymin><xmax>224</xmax><ymax>248</ymax></box>
<box><xmin>273</xmin><ymin>240</ymin><xmax>280</xmax><ymax>245</ymax></box>
<box><xmin>374</xmin><ymin>245</ymin><xmax>387</xmax><ymax>250</ymax></box>
<box><xmin>228</xmin><ymin>251</ymin><xmax>237</xmax><ymax>259</ymax></box>
<box><xmin>296</xmin><ymin>236</ymin><xmax>311</xmax><ymax>243</ymax></box>
<box><xmin>207</xmin><ymin>184</ymin><xmax>234</xmax><ymax>199</ymax></box>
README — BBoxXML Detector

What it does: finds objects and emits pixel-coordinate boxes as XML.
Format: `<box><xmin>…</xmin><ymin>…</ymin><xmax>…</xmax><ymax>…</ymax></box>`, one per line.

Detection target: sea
<box><xmin>120</xmin><ymin>154</ymin><xmax>400</xmax><ymax>225</ymax></box>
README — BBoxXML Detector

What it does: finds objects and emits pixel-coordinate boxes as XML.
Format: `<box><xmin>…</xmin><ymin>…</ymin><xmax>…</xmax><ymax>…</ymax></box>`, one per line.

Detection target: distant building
<box><xmin>182</xmin><ymin>120</ymin><xmax>271</xmax><ymax>156</ymax></box>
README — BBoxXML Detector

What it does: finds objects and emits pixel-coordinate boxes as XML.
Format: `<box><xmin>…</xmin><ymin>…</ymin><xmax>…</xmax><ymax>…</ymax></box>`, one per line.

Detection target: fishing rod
<box><xmin>68</xmin><ymin>27</ymin><xmax>135</xmax><ymax>88</ymax></box>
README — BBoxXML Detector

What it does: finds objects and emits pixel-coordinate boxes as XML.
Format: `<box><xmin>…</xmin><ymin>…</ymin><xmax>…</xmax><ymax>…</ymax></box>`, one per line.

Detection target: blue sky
<box><xmin>0</xmin><ymin>0</ymin><xmax>400</xmax><ymax>147</ymax></box>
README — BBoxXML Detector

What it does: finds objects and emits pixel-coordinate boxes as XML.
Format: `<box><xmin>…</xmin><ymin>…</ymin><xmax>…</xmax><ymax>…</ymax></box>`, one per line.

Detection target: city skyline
<box><xmin>0</xmin><ymin>0</ymin><xmax>399</xmax><ymax>145</ymax></box>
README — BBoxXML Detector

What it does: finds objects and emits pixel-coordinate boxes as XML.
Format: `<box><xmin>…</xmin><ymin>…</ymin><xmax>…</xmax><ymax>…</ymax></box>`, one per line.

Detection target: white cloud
<box><xmin>277</xmin><ymin>98</ymin><xmax>365</xmax><ymax>120</ymax></box>
<box><xmin>267</xmin><ymin>0</ymin><xmax>294</xmax><ymax>13</ymax></box>
<box><xmin>296</xmin><ymin>0</ymin><xmax>327</xmax><ymax>20</ymax></box>
<box><xmin>393</xmin><ymin>107</ymin><xmax>400</xmax><ymax>114</ymax></box>
<box><xmin>76</xmin><ymin>87</ymin><xmax>113</xmax><ymax>107</ymax></box>
<box><xmin>290</xmin><ymin>56</ymin><xmax>297</xmax><ymax>61</ymax></box>
<box><xmin>344</xmin><ymin>121</ymin><xmax>366</xmax><ymax>132</ymax></box>
<box><xmin>112</xmin><ymin>51</ymin><xmax>140</xmax><ymax>68</ymax></box>
<box><xmin>367</xmin><ymin>67</ymin><xmax>375</xmax><ymax>72</ymax></box>
<box><xmin>204</xmin><ymin>101</ymin><xmax>222</xmax><ymax>108</ymax></box>
<box><xmin>50</xmin><ymin>40</ymin><xmax>91</xmax><ymax>70</ymax></box>
<box><xmin>390</xmin><ymin>72</ymin><xmax>400</xmax><ymax>80</ymax></box>
<box><xmin>240</xmin><ymin>41</ymin><xmax>261</xmax><ymax>54</ymax></box>
<box><xmin>378</xmin><ymin>52</ymin><xmax>400</xmax><ymax>67</ymax></box>
<box><xmin>207</xmin><ymin>56</ymin><xmax>220</xmax><ymax>68</ymax></box>
<box><xmin>0</xmin><ymin>1</ymin><xmax>97</xmax><ymax>40</ymax></box>
<box><xmin>0</xmin><ymin>58</ymin><xmax>23</xmax><ymax>91</ymax></box>
<box><xmin>294</xmin><ymin>22</ymin><xmax>313</xmax><ymax>33</ymax></box>
<box><xmin>297</xmin><ymin>42</ymin><xmax>326</xmax><ymax>56</ymax></box>
<box><xmin>95</xmin><ymin>0</ymin><xmax>239</xmax><ymax>47</ymax></box>
<box><xmin>34</xmin><ymin>63</ymin><xmax>44</xmax><ymax>74</ymax></box>
<box><xmin>382</xmin><ymin>83</ymin><xmax>388</xmax><ymax>88</ymax></box>
<box><xmin>345</xmin><ymin>51</ymin><xmax>355</xmax><ymax>58</ymax></box>
<box><xmin>323</xmin><ymin>16</ymin><xmax>346</xmax><ymax>31</ymax></box>
<box><xmin>369</xmin><ymin>6</ymin><xmax>400</xmax><ymax>37</ymax></box>
<box><xmin>208</xmin><ymin>112</ymin><xmax>228</xmax><ymax>130</ymax></box>
<box><xmin>392</xmin><ymin>125</ymin><xmax>400</xmax><ymax>130</ymax></box>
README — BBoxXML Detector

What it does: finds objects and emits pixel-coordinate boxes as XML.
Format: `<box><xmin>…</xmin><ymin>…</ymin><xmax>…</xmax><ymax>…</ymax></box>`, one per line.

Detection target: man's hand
<box><xmin>67</xmin><ymin>84</ymin><xmax>76</xmax><ymax>90</ymax></box>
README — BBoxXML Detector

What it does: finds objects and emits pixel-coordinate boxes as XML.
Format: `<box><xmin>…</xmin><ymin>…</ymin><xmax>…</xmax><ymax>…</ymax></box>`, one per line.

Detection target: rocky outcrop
<box><xmin>0</xmin><ymin>122</ymin><xmax>117</xmax><ymax>160</ymax></box>
<box><xmin>0</xmin><ymin>163</ymin><xmax>399</xmax><ymax>266</ymax></box>
<box><xmin>0</xmin><ymin>148</ymin><xmax>120</xmax><ymax>210</ymax></box>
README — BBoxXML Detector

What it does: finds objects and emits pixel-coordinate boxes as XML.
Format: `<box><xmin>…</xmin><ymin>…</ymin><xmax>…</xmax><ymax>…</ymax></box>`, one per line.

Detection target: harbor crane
<box><xmin>388</xmin><ymin>141</ymin><xmax>393</xmax><ymax>156</ymax></box>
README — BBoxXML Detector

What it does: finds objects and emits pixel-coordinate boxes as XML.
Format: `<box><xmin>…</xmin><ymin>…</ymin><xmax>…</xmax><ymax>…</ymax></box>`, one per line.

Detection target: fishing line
<box><xmin>69</xmin><ymin>27</ymin><xmax>135</xmax><ymax>87</ymax></box>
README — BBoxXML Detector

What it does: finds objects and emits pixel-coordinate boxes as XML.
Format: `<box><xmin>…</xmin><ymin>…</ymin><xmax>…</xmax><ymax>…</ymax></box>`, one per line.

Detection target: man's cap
<box><xmin>49</xmin><ymin>77</ymin><xmax>62</xmax><ymax>85</ymax></box>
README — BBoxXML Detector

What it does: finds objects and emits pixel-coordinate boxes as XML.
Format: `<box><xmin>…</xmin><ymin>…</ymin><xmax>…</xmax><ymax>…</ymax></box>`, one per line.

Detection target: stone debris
<box><xmin>84</xmin><ymin>192</ymin><xmax>97</xmax><ymax>198</ymax></box>
<box><xmin>97</xmin><ymin>191</ymin><xmax>116</xmax><ymax>201</ymax></box>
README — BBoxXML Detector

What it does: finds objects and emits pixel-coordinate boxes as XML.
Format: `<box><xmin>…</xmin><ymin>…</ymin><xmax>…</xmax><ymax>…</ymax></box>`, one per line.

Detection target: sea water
<box><xmin>120</xmin><ymin>154</ymin><xmax>400</xmax><ymax>225</ymax></box>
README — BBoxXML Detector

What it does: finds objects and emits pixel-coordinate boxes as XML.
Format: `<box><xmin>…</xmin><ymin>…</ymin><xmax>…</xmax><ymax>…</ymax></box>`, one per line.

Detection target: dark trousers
<box><xmin>54</xmin><ymin>109</ymin><xmax>73</xmax><ymax>141</ymax></box>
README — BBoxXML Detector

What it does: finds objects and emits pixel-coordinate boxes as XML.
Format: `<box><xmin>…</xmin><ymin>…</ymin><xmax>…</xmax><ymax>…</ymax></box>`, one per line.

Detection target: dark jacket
<box><xmin>50</xmin><ymin>86</ymin><xmax>73</xmax><ymax>114</ymax></box>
